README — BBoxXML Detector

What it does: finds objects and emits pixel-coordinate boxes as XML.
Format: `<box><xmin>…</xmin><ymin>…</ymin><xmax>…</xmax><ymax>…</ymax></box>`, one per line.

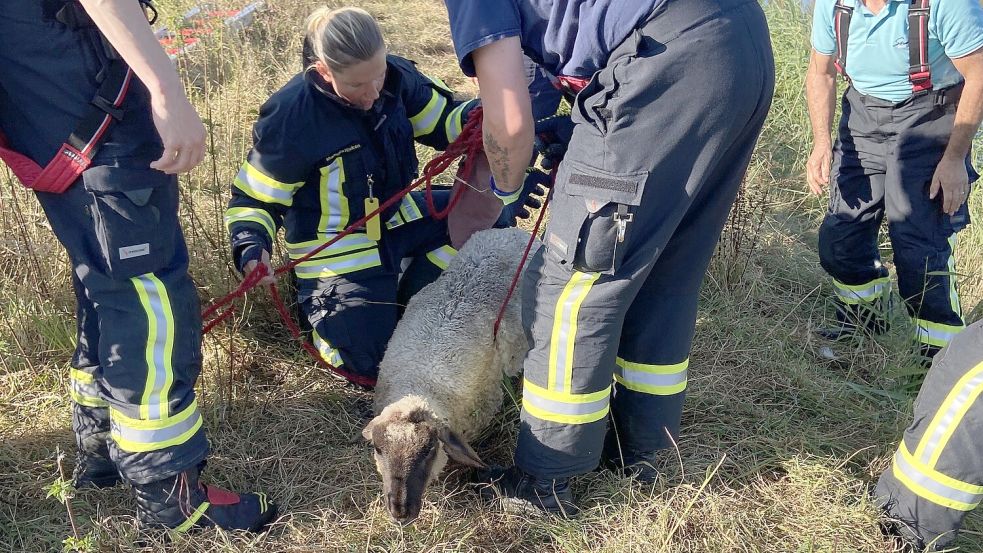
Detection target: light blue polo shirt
<box><xmin>811</xmin><ymin>0</ymin><xmax>983</xmax><ymax>102</ymax></box>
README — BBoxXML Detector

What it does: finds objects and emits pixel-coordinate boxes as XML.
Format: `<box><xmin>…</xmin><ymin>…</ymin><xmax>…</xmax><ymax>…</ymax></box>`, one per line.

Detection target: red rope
<box><xmin>492</xmin><ymin>167</ymin><xmax>555</xmax><ymax>339</ymax></box>
<box><xmin>200</xmin><ymin>108</ymin><xmax>486</xmax><ymax>386</ymax></box>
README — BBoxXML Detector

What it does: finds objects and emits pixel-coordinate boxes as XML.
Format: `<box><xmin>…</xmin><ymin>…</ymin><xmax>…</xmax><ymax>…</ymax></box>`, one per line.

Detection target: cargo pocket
<box><xmin>82</xmin><ymin>167</ymin><xmax>178</xmax><ymax>280</ymax></box>
<box><xmin>543</xmin><ymin>159</ymin><xmax>647</xmax><ymax>275</ymax></box>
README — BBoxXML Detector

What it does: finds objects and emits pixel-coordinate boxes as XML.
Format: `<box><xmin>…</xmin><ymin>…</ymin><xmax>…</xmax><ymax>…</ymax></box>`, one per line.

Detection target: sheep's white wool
<box><xmin>373</xmin><ymin>227</ymin><xmax>536</xmax><ymax>439</ymax></box>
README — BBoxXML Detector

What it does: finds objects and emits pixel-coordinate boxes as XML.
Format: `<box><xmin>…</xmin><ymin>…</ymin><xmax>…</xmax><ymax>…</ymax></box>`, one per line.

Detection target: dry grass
<box><xmin>1</xmin><ymin>0</ymin><xmax>982</xmax><ymax>551</ymax></box>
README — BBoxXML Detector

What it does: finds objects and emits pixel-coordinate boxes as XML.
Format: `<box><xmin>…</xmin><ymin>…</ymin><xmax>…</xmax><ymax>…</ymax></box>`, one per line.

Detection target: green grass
<box><xmin>1</xmin><ymin>0</ymin><xmax>981</xmax><ymax>551</ymax></box>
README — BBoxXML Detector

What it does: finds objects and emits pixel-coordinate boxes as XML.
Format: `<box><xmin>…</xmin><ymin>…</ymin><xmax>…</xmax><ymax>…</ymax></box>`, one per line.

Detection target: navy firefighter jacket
<box><xmin>226</xmin><ymin>55</ymin><xmax>477</xmax><ymax>279</ymax></box>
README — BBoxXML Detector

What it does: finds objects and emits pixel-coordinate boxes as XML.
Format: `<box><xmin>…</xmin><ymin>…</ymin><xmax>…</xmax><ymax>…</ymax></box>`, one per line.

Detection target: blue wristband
<box><xmin>489</xmin><ymin>176</ymin><xmax>522</xmax><ymax>205</ymax></box>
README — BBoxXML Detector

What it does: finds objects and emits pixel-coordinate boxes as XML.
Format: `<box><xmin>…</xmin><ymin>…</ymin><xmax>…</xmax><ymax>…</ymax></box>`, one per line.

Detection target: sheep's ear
<box><xmin>362</xmin><ymin>417</ymin><xmax>379</xmax><ymax>441</ymax></box>
<box><xmin>438</xmin><ymin>427</ymin><xmax>487</xmax><ymax>469</ymax></box>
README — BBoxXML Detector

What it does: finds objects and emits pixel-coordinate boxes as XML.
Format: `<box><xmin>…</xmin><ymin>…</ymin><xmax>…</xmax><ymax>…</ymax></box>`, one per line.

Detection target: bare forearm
<box><xmin>806</xmin><ymin>64</ymin><xmax>837</xmax><ymax>149</ymax></box>
<box><xmin>482</xmin><ymin>117</ymin><xmax>533</xmax><ymax>193</ymax></box>
<box><xmin>943</xmin><ymin>78</ymin><xmax>983</xmax><ymax>162</ymax></box>
<box><xmin>78</xmin><ymin>0</ymin><xmax>183</xmax><ymax>98</ymax></box>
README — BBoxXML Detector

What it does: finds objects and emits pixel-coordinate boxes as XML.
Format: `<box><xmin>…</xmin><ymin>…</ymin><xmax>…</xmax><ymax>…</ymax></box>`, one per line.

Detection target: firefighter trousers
<box><xmin>875</xmin><ymin>319</ymin><xmax>983</xmax><ymax>549</ymax></box>
<box><xmin>298</xmin><ymin>190</ymin><xmax>455</xmax><ymax>383</ymax></box>
<box><xmin>514</xmin><ymin>0</ymin><xmax>775</xmax><ymax>479</ymax></box>
<box><xmin>38</xmin><ymin>168</ymin><xmax>209</xmax><ymax>485</ymax></box>
<box><xmin>818</xmin><ymin>85</ymin><xmax>976</xmax><ymax>356</ymax></box>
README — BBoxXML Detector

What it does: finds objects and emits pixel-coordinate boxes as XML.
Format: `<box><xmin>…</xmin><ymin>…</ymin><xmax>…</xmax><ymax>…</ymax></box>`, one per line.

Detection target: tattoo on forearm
<box><xmin>483</xmin><ymin>132</ymin><xmax>511</xmax><ymax>188</ymax></box>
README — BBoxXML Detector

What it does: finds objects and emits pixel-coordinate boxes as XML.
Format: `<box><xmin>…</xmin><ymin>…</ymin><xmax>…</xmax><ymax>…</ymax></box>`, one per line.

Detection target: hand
<box><xmin>534</xmin><ymin>114</ymin><xmax>574</xmax><ymax>169</ymax></box>
<box><xmin>929</xmin><ymin>156</ymin><xmax>971</xmax><ymax>216</ymax></box>
<box><xmin>243</xmin><ymin>249</ymin><xmax>276</xmax><ymax>286</ymax></box>
<box><xmin>148</xmin><ymin>87</ymin><xmax>207</xmax><ymax>174</ymax></box>
<box><xmin>806</xmin><ymin>144</ymin><xmax>832</xmax><ymax>195</ymax></box>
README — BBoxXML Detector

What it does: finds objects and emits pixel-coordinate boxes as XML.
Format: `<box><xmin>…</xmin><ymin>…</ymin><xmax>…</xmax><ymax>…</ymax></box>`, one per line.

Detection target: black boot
<box><xmin>477</xmin><ymin>465</ymin><xmax>579</xmax><ymax>518</ymax></box>
<box><xmin>72</xmin><ymin>404</ymin><xmax>122</xmax><ymax>489</ymax></box>
<box><xmin>132</xmin><ymin>465</ymin><xmax>277</xmax><ymax>533</ymax></box>
<box><xmin>815</xmin><ymin>300</ymin><xmax>890</xmax><ymax>342</ymax></box>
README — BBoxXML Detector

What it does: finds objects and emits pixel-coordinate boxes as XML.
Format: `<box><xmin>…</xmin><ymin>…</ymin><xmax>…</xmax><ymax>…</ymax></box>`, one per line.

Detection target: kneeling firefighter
<box><xmin>0</xmin><ymin>0</ymin><xmax>276</xmax><ymax>532</ymax></box>
<box><xmin>226</xmin><ymin>7</ymin><xmax>545</xmax><ymax>388</ymax></box>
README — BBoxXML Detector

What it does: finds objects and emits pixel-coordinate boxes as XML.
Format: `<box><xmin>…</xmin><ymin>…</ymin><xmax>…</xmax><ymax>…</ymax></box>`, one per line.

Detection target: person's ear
<box><xmin>314</xmin><ymin>60</ymin><xmax>333</xmax><ymax>83</ymax></box>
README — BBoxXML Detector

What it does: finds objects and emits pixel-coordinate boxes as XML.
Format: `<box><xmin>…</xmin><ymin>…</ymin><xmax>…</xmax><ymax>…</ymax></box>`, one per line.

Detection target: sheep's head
<box><xmin>362</xmin><ymin>396</ymin><xmax>486</xmax><ymax>525</ymax></box>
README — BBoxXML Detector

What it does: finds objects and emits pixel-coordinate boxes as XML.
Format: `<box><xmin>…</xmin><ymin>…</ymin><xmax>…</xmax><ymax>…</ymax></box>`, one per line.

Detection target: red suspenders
<box><xmin>832</xmin><ymin>0</ymin><xmax>933</xmax><ymax>93</ymax></box>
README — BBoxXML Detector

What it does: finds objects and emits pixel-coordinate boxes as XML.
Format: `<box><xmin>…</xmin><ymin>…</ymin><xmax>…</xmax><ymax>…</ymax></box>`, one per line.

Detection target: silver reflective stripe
<box><xmin>285</xmin><ymin>233</ymin><xmax>374</xmax><ymax>259</ymax></box>
<box><xmin>915</xmin><ymin>322</ymin><xmax>962</xmax><ymax>348</ymax></box>
<box><xmin>111</xmin><ymin>405</ymin><xmax>202</xmax><ymax>451</ymax></box>
<box><xmin>133</xmin><ymin>275</ymin><xmax>170</xmax><ymax>420</ymax></box>
<box><xmin>524</xmin><ymin>390</ymin><xmax>609</xmax><ymax>417</ymax></box>
<box><xmin>918</xmin><ymin>370</ymin><xmax>983</xmax><ymax>465</ymax></box>
<box><xmin>320</xmin><ymin>159</ymin><xmax>348</xmax><ymax>232</ymax></box>
<box><xmin>411</xmin><ymin>92</ymin><xmax>448</xmax><ymax>137</ymax></box>
<box><xmin>616</xmin><ymin>367</ymin><xmax>687</xmax><ymax>389</ymax></box>
<box><xmin>294</xmin><ymin>250</ymin><xmax>381</xmax><ymax>279</ymax></box>
<box><xmin>894</xmin><ymin>448</ymin><xmax>983</xmax><ymax>509</ymax></box>
<box><xmin>234</xmin><ymin>166</ymin><xmax>294</xmax><ymax>204</ymax></box>
<box><xmin>312</xmin><ymin>331</ymin><xmax>343</xmax><ymax>366</ymax></box>
<box><xmin>833</xmin><ymin>279</ymin><xmax>887</xmax><ymax>302</ymax></box>
<box><xmin>549</xmin><ymin>272</ymin><xmax>598</xmax><ymax>393</ymax></box>
<box><xmin>426</xmin><ymin>245</ymin><xmax>456</xmax><ymax>270</ymax></box>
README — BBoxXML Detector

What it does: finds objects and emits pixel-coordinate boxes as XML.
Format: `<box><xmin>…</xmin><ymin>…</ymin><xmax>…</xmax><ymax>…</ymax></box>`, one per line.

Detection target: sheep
<box><xmin>362</xmin><ymin>227</ymin><xmax>537</xmax><ymax>525</ymax></box>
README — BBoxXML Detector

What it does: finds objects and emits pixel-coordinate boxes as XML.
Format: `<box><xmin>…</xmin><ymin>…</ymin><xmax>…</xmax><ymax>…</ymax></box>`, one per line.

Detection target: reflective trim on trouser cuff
<box><xmin>548</xmin><ymin>271</ymin><xmax>600</xmax><ymax>392</ymax></box>
<box><xmin>914</xmin><ymin>319</ymin><xmax>965</xmax><ymax>348</ymax></box>
<box><xmin>131</xmin><ymin>274</ymin><xmax>176</xmax><ymax>420</ymax></box>
<box><xmin>224</xmin><ymin>207</ymin><xmax>276</xmax><ymax>243</ymax></box>
<box><xmin>173</xmin><ymin>501</ymin><xmax>210</xmax><ymax>533</ymax></box>
<box><xmin>110</xmin><ymin>399</ymin><xmax>203</xmax><ymax>453</ymax></box>
<box><xmin>285</xmin><ymin>233</ymin><xmax>376</xmax><ymax>260</ymax></box>
<box><xmin>893</xmin><ymin>444</ymin><xmax>983</xmax><ymax>511</ymax></box>
<box><xmin>614</xmin><ymin>357</ymin><xmax>688</xmax><ymax>396</ymax></box>
<box><xmin>410</xmin><ymin>88</ymin><xmax>448</xmax><ymax>137</ymax></box>
<box><xmin>233</xmin><ymin>161</ymin><xmax>302</xmax><ymax>206</ymax></box>
<box><xmin>914</xmin><ymin>359</ymin><xmax>983</xmax><ymax>467</ymax></box>
<box><xmin>69</xmin><ymin>368</ymin><xmax>108</xmax><ymax>408</ymax></box>
<box><xmin>312</xmin><ymin>330</ymin><xmax>344</xmax><ymax>367</ymax></box>
<box><xmin>425</xmin><ymin>245</ymin><xmax>457</xmax><ymax>270</ymax></box>
<box><xmin>294</xmin><ymin>248</ymin><xmax>381</xmax><ymax>279</ymax></box>
<box><xmin>522</xmin><ymin>379</ymin><xmax>610</xmax><ymax>424</ymax></box>
<box><xmin>832</xmin><ymin>277</ymin><xmax>889</xmax><ymax>305</ymax></box>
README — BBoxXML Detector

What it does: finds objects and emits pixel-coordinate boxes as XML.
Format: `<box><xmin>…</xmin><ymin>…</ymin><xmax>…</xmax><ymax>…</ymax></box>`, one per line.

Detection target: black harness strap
<box><xmin>831</xmin><ymin>0</ymin><xmax>932</xmax><ymax>93</ymax></box>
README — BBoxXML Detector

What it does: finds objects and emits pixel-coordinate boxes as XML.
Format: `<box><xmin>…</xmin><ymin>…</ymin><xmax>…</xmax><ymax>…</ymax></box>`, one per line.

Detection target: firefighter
<box><xmin>441</xmin><ymin>0</ymin><xmax>776</xmax><ymax>515</ymax></box>
<box><xmin>0</xmin><ymin>0</ymin><xmax>275</xmax><ymax>532</ymax></box>
<box><xmin>806</xmin><ymin>0</ymin><xmax>983</xmax><ymax>362</ymax></box>
<box><xmin>875</xmin><ymin>318</ymin><xmax>983</xmax><ymax>550</ymax></box>
<box><xmin>226</xmin><ymin>7</ymin><xmax>541</xmax><ymax>388</ymax></box>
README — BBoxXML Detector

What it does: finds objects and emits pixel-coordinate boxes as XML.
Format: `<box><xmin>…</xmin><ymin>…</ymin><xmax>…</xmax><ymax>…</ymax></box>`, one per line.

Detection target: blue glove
<box><xmin>495</xmin><ymin>169</ymin><xmax>553</xmax><ymax>227</ymax></box>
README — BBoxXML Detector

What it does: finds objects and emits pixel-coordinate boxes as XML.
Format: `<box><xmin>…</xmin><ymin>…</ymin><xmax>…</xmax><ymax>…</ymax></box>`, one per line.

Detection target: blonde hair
<box><xmin>305</xmin><ymin>7</ymin><xmax>385</xmax><ymax>72</ymax></box>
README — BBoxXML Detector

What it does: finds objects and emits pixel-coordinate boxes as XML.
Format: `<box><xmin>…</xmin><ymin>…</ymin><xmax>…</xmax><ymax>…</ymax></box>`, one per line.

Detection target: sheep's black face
<box><xmin>364</xmin><ymin>407</ymin><xmax>448</xmax><ymax>525</ymax></box>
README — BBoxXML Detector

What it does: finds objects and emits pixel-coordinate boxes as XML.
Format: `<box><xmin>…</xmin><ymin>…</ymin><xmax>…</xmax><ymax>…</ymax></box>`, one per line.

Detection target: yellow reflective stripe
<box><xmin>318</xmin><ymin>158</ymin><xmax>349</xmax><ymax>234</ymax></box>
<box><xmin>522</xmin><ymin>378</ymin><xmax>610</xmax><ymax>424</ymax></box>
<box><xmin>914</xmin><ymin>359</ymin><xmax>983</xmax><ymax>468</ymax></box>
<box><xmin>257</xmin><ymin>492</ymin><xmax>269</xmax><ymax>513</ymax></box>
<box><xmin>294</xmin><ymin>248</ymin><xmax>382</xmax><ymax>279</ymax></box>
<box><xmin>386</xmin><ymin>210</ymin><xmax>406</xmax><ymax>230</ymax></box>
<box><xmin>110</xmin><ymin>400</ymin><xmax>203</xmax><ymax>453</ymax></box>
<box><xmin>173</xmin><ymin>501</ymin><xmax>210</xmax><ymax>533</ymax></box>
<box><xmin>947</xmin><ymin>235</ymin><xmax>961</xmax><ymax>317</ymax></box>
<box><xmin>832</xmin><ymin>277</ymin><xmax>889</xmax><ymax>304</ymax></box>
<box><xmin>233</xmin><ymin>161</ymin><xmax>301</xmax><ymax>206</ymax></box>
<box><xmin>444</xmin><ymin>102</ymin><xmax>469</xmax><ymax>142</ymax></box>
<box><xmin>547</xmin><ymin>271</ymin><xmax>600</xmax><ymax>392</ymax></box>
<box><xmin>70</xmin><ymin>370</ymin><xmax>108</xmax><ymax>408</ymax></box>
<box><xmin>614</xmin><ymin>357</ymin><xmax>688</xmax><ymax>395</ymax></box>
<box><xmin>399</xmin><ymin>194</ymin><xmax>424</xmax><ymax>223</ymax></box>
<box><xmin>893</xmin><ymin>444</ymin><xmax>982</xmax><ymax>511</ymax></box>
<box><xmin>312</xmin><ymin>330</ymin><xmax>344</xmax><ymax>367</ymax></box>
<box><xmin>285</xmin><ymin>233</ymin><xmax>376</xmax><ymax>260</ymax></box>
<box><xmin>409</xmin><ymin>89</ymin><xmax>448</xmax><ymax>137</ymax></box>
<box><xmin>70</xmin><ymin>368</ymin><xmax>95</xmax><ymax>384</ymax></box>
<box><xmin>914</xmin><ymin>319</ymin><xmax>965</xmax><ymax>348</ymax></box>
<box><xmin>425</xmin><ymin>245</ymin><xmax>457</xmax><ymax>270</ymax></box>
<box><xmin>225</xmin><ymin>207</ymin><xmax>276</xmax><ymax>242</ymax></box>
<box><xmin>131</xmin><ymin>274</ymin><xmax>176</xmax><ymax>420</ymax></box>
